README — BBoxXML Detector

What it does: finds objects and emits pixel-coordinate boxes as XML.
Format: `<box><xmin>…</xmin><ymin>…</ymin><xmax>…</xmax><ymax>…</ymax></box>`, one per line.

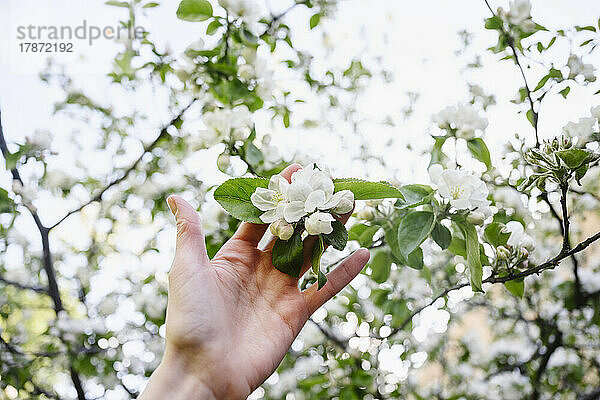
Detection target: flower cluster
<box><xmin>567</xmin><ymin>55</ymin><xmax>596</xmax><ymax>82</ymax></box>
<box><xmin>429</xmin><ymin>164</ymin><xmax>493</xmax><ymax>222</ymax></box>
<box><xmin>251</xmin><ymin>163</ymin><xmax>354</xmax><ymax>239</ymax></box>
<box><xmin>199</xmin><ymin>105</ymin><xmax>253</xmax><ymax>147</ymax></box>
<box><xmin>432</xmin><ymin>104</ymin><xmax>488</xmax><ymax>139</ymax></box>
<box><xmin>496</xmin><ymin>221</ymin><xmax>535</xmax><ymax>264</ymax></box>
<box><xmin>219</xmin><ymin>0</ymin><xmax>261</xmax><ymax>33</ymax></box>
<box><xmin>562</xmin><ymin>106</ymin><xmax>600</xmax><ymax>140</ymax></box>
<box><xmin>499</xmin><ymin>0</ymin><xmax>535</xmax><ymax>31</ymax></box>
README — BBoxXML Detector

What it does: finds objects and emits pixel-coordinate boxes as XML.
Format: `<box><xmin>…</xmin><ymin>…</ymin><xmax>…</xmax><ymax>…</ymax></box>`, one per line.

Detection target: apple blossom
<box><xmin>305</xmin><ymin>212</ymin><xmax>336</xmax><ymax>235</ymax></box>
<box><xmin>429</xmin><ymin>164</ymin><xmax>492</xmax><ymax>217</ymax></box>
<box><xmin>432</xmin><ymin>104</ymin><xmax>488</xmax><ymax>139</ymax></box>
<box><xmin>284</xmin><ymin>163</ymin><xmax>354</xmax><ymax>223</ymax></box>
<box><xmin>562</xmin><ymin>117</ymin><xmax>596</xmax><ymax>138</ymax></box>
<box><xmin>200</xmin><ymin>106</ymin><xmax>253</xmax><ymax>146</ymax></box>
<box><xmin>567</xmin><ymin>55</ymin><xmax>596</xmax><ymax>82</ymax></box>
<box><xmin>504</xmin><ymin>221</ymin><xmax>534</xmax><ymax>251</ymax></box>
<box><xmin>250</xmin><ymin>175</ymin><xmax>289</xmax><ymax>223</ymax></box>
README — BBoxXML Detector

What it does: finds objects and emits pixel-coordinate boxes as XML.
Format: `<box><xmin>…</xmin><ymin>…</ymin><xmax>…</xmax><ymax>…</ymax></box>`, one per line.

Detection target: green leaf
<box><xmin>504</xmin><ymin>279</ymin><xmax>524</xmax><ymax>298</ymax></box>
<box><xmin>206</xmin><ymin>19</ymin><xmax>222</xmax><ymax>35</ymax></box>
<box><xmin>398</xmin><ymin>184</ymin><xmax>434</xmax><ymax>208</ymax></box>
<box><xmin>467</xmin><ymin>138</ymin><xmax>491</xmax><ymax>169</ymax></box>
<box><xmin>575</xmin><ymin>164</ymin><xmax>589</xmax><ymax>185</ymax></box>
<box><xmin>176</xmin><ymin>0</ymin><xmax>213</xmax><ymax>22</ymax></box>
<box><xmin>311</xmin><ymin>235</ymin><xmax>325</xmax><ymax>288</ymax></box>
<box><xmin>214</xmin><ymin>177</ymin><xmax>269</xmax><ymax>223</ymax></box>
<box><xmin>430</xmin><ymin>136</ymin><xmax>448</xmax><ymax>166</ymax></box>
<box><xmin>370</xmin><ymin>251</ymin><xmax>391</xmax><ymax>283</ymax></box>
<box><xmin>448</xmin><ymin>236</ymin><xmax>466</xmax><ymax>257</ymax></box>
<box><xmin>526</xmin><ymin>109</ymin><xmax>536</xmax><ymax>127</ymax></box>
<box><xmin>460</xmin><ymin>222</ymin><xmax>483</xmax><ymax>292</ymax></box>
<box><xmin>272</xmin><ymin>230</ymin><xmax>304</xmax><ymax>278</ymax></box>
<box><xmin>484</xmin><ymin>222</ymin><xmax>511</xmax><ymax>247</ymax></box>
<box><xmin>406</xmin><ymin>247</ymin><xmax>424</xmax><ymax>270</ymax></box>
<box><xmin>559</xmin><ymin>86</ymin><xmax>570</xmax><ymax>99</ymax></box>
<box><xmin>556</xmin><ymin>148</ymin><xmax>593</xmax><ymax>169</ymax></box>
<box><xmin>143</xmin><ymin>2</ymin><xmax>160</xmax><ymax>7</ymax></box>
<box><xmin>431</xmin><ymin>223</ymin><xmax>451</xmax><ymax>250</ymax></box>
<box><xmin>106</xmin><ymin>0</ymin><xmax>129</xmax><ymax>7</ymax></box>
<box><xmin>397</xmin><ymin>211</ymin><xmax>435</xmax><ymax>258</ymax></box>
<box><xmin>309</xmin><ymin>13</ymin><xmax>321</xmax><ymax>29</ymax></box>
<box><xmin>0</xmin><ymin>188</ymin><xmax>13</xmax><ymax>214</ymax></box>
<box><xmin>348</xmin><ymin>224</ymin><xmax>380</xmax><ymax>247</ymax></box>
<box><xmin>384</xmin><ymin>220</ymin><xmax>406</xmax><ymax>263</ymax></box>
<box><xmin>485</xmin><ymin>15</ymin><xmax>503</xmax><ymax>30</ymax></box>
<box><xmin>317</xmin><ymin>271</ymin><xmax>327</xmax><ymax>289</ymax></box>
<box><xmin>322</xmin><ymin>220</ymin><xmax>348</xmax><ymax>251</ymax></box>
<box><xmin>333</xmin><ymin>179</ymin><xmax>405</xmax><ymax>200</ymax></box>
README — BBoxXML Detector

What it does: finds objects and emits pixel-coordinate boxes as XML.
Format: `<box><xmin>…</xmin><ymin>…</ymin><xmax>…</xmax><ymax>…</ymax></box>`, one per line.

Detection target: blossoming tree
<box><xmin>1</xmin><ymin>0</ymin><xmax>600</xmax><ymax>399</ymax></box>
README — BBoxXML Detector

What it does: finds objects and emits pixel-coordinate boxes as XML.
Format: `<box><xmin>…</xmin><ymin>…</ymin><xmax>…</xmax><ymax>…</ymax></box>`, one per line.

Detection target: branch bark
<box><xmin>0</xmin><ymin>108</ymin><xmax>86</xmax><ymax>400</ymax></box>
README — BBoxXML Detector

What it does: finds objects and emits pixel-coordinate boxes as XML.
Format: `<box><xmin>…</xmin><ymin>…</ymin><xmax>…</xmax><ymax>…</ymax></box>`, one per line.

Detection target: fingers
<box><xmin>167</xmin><ymin>195</ymin><xmax>210</xmax><ymax>267</ymax></box>
<box><xmin>230</xmin><ymin>163</ymin><xmax>302</xmax><ymax>247</ymax></box>
<box><xmin>303</xmin><ymin>248</ymin><xmax>370</xmax><ymax>315</ymax></box>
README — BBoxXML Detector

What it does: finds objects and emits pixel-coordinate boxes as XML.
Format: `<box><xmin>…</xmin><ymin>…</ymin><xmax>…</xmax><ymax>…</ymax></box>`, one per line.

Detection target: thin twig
<box><xmin>48</xmin><ymin>99</ymin><xmax>196</xmax><ymax>230</ymax></box>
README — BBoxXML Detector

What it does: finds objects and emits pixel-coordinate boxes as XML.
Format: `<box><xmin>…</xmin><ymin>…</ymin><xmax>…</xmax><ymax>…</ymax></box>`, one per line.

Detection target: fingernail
<box><xmin>166</xmin><ymin>196</ymin><xmax>178</xmax><ymax>216</ymax></box>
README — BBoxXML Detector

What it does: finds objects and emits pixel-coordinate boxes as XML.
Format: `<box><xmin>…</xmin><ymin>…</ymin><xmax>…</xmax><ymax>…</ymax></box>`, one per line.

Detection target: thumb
<box><xmin>167</xmin><ymin>195</ymin><xmax>210</xmax><ymax>266</ymax></box>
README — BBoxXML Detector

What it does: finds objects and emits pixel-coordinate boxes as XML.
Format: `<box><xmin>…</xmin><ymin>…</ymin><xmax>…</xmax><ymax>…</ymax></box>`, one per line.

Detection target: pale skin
<box><xmin>139</xmin><ymin>164</ymin><xmax>371</xmax><ymax>400</ymax></box>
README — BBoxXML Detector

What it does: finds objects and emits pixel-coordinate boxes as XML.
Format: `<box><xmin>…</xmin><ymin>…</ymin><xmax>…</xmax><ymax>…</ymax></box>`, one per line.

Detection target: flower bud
<box><xmin>217</xmin><ymin>152</ymin><xmax>231</xmax><ymax>173</ymax></box>
<box><xmin>519</xmin><ymin>247</ymin><xmax>529</xmax><ymax>259</ymax></box>
<box><xmin>269</xmin><ymin>219</ymin><xmax>294</xmax><ymax>241</ymax></box>
<box><xmin>521</xmin><ymin>236</ymin><xmax>535</xmax><ymax>251</ymax></box>
<box><xmin>467</xmin><ymin>211</ymin><xmax>486</xmax><ymax>225</ymax></box>
<box><xmin>496</xmin><ymin>246</ymin><xmax>510</xmax><ymax>260</ymax></box>
<box><xmin>357</xmin><ymin>208</ymin><xmax>374</xmax><ymax>221</ymax></box>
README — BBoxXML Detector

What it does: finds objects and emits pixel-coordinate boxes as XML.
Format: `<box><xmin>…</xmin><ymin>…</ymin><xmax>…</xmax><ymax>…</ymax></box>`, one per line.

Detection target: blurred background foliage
<box><xmin>1</xmin><ymin>0</ymin><xmax>600</xmax><ymax>399</ymax></box>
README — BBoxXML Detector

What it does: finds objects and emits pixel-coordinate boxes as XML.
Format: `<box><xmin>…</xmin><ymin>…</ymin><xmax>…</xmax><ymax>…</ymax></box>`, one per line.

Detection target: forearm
<box><xmin>139</xmin><ymin>351</ymin><xmax>217</xmax><ymax>400</ymax></box>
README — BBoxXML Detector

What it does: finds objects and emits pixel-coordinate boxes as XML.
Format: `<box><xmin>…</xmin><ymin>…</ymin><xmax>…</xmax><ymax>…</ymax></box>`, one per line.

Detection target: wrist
<box><xmin>140</xmin><ymin>349</ymin><xmax>217</xmax><ymax>400</ymax></box>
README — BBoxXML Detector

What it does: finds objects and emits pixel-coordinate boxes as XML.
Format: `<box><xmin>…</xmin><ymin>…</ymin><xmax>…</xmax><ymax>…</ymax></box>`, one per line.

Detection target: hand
<box><xmin>139</xmin><ymin>164</ymin><xmax>370</xmax><ymax>400</ymax></box>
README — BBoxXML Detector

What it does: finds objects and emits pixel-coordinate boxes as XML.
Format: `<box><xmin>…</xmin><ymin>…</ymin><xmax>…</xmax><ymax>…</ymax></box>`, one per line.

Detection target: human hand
<box><xmin>139</xmin><ymin>164</ymin><xmax>370</xmax><ymax>400</ymax></box>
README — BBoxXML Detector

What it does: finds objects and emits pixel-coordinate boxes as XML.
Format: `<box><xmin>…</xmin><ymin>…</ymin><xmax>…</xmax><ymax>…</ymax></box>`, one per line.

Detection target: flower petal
<box><xmin>305</xmin><ymin>190</ymin><xmax>326</xmax><ymax>213</ymax></box>
<box><xmin>260</xmin><ymin>209</ymin><xmax>280</xmax><ymax>223</ymax></box>
<box><xmin>284</xmin><ymin>201</ymin><xmax>307</xmax><ymax>223</ymax></box>
<box><xmin>251</xmin><ymin>188</ymin><xmax>277</xmax><ymax>211</ymax></box>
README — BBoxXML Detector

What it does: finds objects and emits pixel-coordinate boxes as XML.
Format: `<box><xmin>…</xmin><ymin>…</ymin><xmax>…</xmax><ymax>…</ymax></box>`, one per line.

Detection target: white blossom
<box><xmin>27</xmin><ymin>130</ymin><xmax>52</xmax><ymax>149</ymax></box>
<box><xmin>284</xmin><ymin>163</ymin><xmax>354</xmax><ymax>222</ymax></box>
<box><xmin>504</xmin><ymin>221</ymin><xmax>534</xmax><ymax>251</ymax></box>
<box><xmin>562</xmin><ymin>117</ymin><xmax>596</xmax><ymax>138</ymax></box>
<box><xmin>591</xmin><ymin>105</ymin><xmax>600</xmax><ymax>119</ymax></box>
<box><xmin>428</xmin><ymin>164</ymin><xmax>492</xmax><ymax>217</ymax></box>
<box><xmin>432</xmin><ymin>104</ymin><xmax>488</xmax><ymax>139</ymax></box>
<box><xmin>506</xmin><ymin>0</ymin><xmax>531</xmax><ymax>25</ymax></box>
<box><xmin>250</xmin><ymin>175</ymin><xmax>289</xmax><ymax>223</ymax></box>
<box><xmin>199</xmin><ymin>106</ymin><xmax>253</xmax><ymax>147</ymax></box>
<box><xmin>567</xmin><ymin>55</ymin><xmax>596</xmax><ymax>82</ymax></box>
<box><xmin>261</xmin><ymin>135</ymin><xmax>280</xmax><ymax>169</ymax></box>
<box><xmin>305</xmin><ymin>212</ymin><xmax>336</xmax><ymax>235</ymax></box>
<box><xmin>219</xmin><ymin>0</ymin><xmax>261</xmax><ymax>33</ymax></box>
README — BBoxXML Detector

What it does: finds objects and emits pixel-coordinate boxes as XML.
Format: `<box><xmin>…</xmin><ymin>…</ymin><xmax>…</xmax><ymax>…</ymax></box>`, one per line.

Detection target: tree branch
<box><xmin>0</xmin><ymin>274</ymin><xmax>48</xmax><ymax>294</ymax></box>
<box><xmin>482</xmin><ymin>0</ymin><xmax>539</xmax><ymax>146</ymax></box>
<box><xmin>0</xmin><ymin>108</ymin><xmax>86</xmax><ymax>400</ymax></box>
<box><xmin>48</xmin><ymin>99</ymin><xmax>196</xmax><ymax>230</ymax></box>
